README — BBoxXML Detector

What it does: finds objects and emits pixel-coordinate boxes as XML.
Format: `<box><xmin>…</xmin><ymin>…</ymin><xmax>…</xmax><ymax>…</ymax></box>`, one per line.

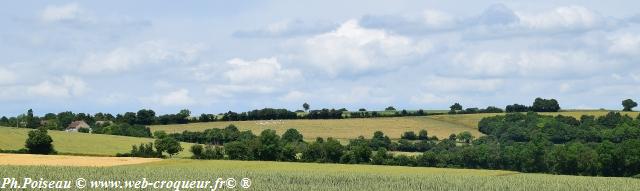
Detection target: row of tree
<box><xmin>181</xmin><ymin>111</ymin><xmax>640</xmax><ymax>177</ymax></box>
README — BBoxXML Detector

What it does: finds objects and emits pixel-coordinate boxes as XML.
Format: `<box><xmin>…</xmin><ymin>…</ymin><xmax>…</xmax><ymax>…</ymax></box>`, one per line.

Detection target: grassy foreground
<box><xmin>2</xmin><ymin>159</ymin><xmax>639</xmax><ymax>190</ymax></box>
<box><xmin>0</xmin><ymin>127</ymin><xmax>194</xmax><ymax>158</ymax></box>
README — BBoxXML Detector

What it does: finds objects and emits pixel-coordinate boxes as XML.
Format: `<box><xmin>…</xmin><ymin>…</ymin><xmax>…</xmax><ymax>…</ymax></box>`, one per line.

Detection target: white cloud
<box><xmin>205</xmin><ymin>84</ymin><xmax>276</xmax><ymax>98</ymax></box>
<box><xmin>144</xmin><ymin>89</ymin><xmax>195</xmax><ymax>107</ymax></box>
<box><xmin>233</xmin><ymin>19</ymin><xmax>336</xmax><ymax>38</ymax></box>
<box><xmin>80</xmin><ymin>41</ymin><xmax>201</xmax><ymax>74</ymax></box>
<box><xmin>279</xmin><ymin>90</ymin><xmax>306</xmax><ymax>101</ymax></box>
<box><xmin>224</xmin><ymin>57</ymin><xmax>301</xmax><ymax>84</ymax></box>
<box><xmin>422</xmin><ymin>9</ymin><xmax>455</xmax><ymax>28</ymax></box>
<box><xmin>450</xmin><ymin>51</ymin><xmax>603</xmax><ymax>78</ymax></box>
<box><xmin>422</xmin><ymin>77</ymin><xmax>504</xmax><ymax>93</ymax></box>
<box><xmin>516</xmin><ymin>6</ymin><xmax>605</xmax><ymax>30</ymax></box>
<box><xmin>608</xmin><ymin>33</ymin><xmax>640</xmax><ymax>56</ymax></box>
<box><xmin>303</xmin><ymin>20</ymin><xmax>430</xmax><ymax>76</ymax></box>
<box><xmin>0</xmin><ymin>67</ymin><xmax>17</xmax><ymax>85</ymax></box>
<box><xmin>41</xmin><ymin>3</ymin><xmax>86</xmax><ymax>23</ymax></box>
<box><xmin>410</xmin><ymin>93</ymin><xmax>451</xmax><ymax>104</ymax></box>
<box><xmin>27</xmin><ymin>76</ymin><xmax>88</xmax><ymax>98</ymax></box>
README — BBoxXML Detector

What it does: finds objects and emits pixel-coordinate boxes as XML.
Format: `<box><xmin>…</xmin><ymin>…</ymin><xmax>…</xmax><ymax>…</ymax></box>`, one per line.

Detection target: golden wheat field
<box><xmin>0</xmin><ymin>153</ymin><xmax>160</xmax><ymax>167</ymax></box>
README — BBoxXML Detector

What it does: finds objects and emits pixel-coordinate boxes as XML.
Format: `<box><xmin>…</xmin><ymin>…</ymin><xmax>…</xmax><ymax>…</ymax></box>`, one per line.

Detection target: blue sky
<box><xmin>1</xmin><ymin>1</ymin><xmax>640</xmax><ymax>116</ymax></box>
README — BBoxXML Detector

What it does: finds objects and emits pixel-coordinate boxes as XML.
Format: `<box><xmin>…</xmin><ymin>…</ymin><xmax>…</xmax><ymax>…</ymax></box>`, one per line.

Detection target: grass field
<box><xmin>0</xmin><ymin>127</ymin><xmax>194</xmax><ymax>158</ymax></box>
<box><xmin>151</xmin><ymin>111</ymin><xmax>639</xmax><ymax>142</ymax></box>
<box><xmin>2</xmin><ymin>158</ymin><xmax>639</xmax><ymax>190</ymax></box>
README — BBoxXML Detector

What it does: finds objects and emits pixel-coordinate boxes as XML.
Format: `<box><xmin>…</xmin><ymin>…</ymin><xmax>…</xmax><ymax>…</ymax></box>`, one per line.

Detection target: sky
<box><xmin>1</xmin><ymin>0</ymin><xmax>639</xmax><ymax>116</ymax></box>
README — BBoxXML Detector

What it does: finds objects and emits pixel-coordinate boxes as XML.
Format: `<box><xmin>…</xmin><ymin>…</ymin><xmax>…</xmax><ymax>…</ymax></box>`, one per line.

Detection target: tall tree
<box><xmin>302</xmin><ymin>102</ymin><xmax>310</xmax><ymax>112</ymax></box>
<box><xmin>622</xmin><ymin>99</ymin><xmax>638</xmax><ymax>111</ymax></box>
<box><xmin>136</xmin><ymin>109</ymin><xmax>156</xmax><ymax>125</ymax></box>
<box><xmin>450</xmin><ymin>103</ymin><xmax>463</xmax><ymax>111</ymax></box>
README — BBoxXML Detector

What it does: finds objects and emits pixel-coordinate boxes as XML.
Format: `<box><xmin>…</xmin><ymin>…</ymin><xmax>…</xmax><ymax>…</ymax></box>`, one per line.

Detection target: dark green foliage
<box><xmin>224</xmin><ymin>141</ymin><xmax>252</xmax><ymax>160</ymax></box>
<box><xmin>191</xmin><ymin>144</ymin><xmax>224</xmax><ymax>160</ymax></box>
<box><xmin>282</xmin><ymin>128</ymin><xmax>304</xmax><ymax>143</ymax></box>
<box><xmin>506</xmin><ymin>104</ymin><xmax>530</xmax><ymax>112</ymax></box>
<box><xmin>450</xmin><ymin>103</ymin><xmax>463</xmax><ymax>111</ymax></box>
<box><xmin>401</xmin><ymin>131</ymin><xmax>417</xmax><ymax>140</ymax></box>
<box><xmin>77</xmin><ymin>127</ymin><xmax>90</xmax><ymax>133</ymax></box>
<box><xmin>255</xmin><ymin>129</ymin><xmax>282</xmax><ymax>161</ymax></box>
<box><xmin>117</xmin><ymin>142</ymin><xmax>161</xmax><ymax>158</ymax></box>
<box><xmin>25</xmin><ymin>128</ymin><xmax>55</xmax><ymax>154</ymax></box>
<box><xmin>532</xmin><ymin>98</ymin><xmax>561</xmax><ymax>112</ymax></box>
<box><xmin>418</xmin><ymin>129</ymin><xmax>429</xmax><ymax>140</ymax></box>
<box><xmin>136</xmin><ymin>109</ymin><xmax>156</xmax><ymax>125</ymax></box>
<box><xmin>385</xmin><ymin>106</ymin><xmax>396</xmax><ymax>111</ymax></box>
<box><xmin>155</xmin><ymin>137</ymin><xmax>183</xmax><ymax>157</ymax></box>
<box><xmin>99</xmin><ymin>123</ymin><xmax>151</xmax><ymax>137</ymax></box>
<box><xmin>622</xmin><ymin>99</ymin><xmax>638</xmax><ymax>111</ymax></box>
<box><xmin>369</xmin><ymin>131</ymin><xmax>391</xmax><ymax>150</ymax></box>
<box><xmin>303</xmin><ymin>102</ymin><xmax>310</xmax><ymax>111</ymax></box>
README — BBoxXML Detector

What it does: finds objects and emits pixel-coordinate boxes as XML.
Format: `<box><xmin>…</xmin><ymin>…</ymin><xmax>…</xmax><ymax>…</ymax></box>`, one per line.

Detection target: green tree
<box><xmin>224</xmin><ymin>141</ymin><xmax>252</xmax><ymax>160</ymax></box>
<box><xmin>25</xmin><ymin>109</ymin><xmax>39</xmax><ymax>128</ymax></box>
<box><xmin>450</xmin><ymin>103</ymin><xmax>463</xmax><ymax>111</ymax></box>
<box><xmin>136</xmin><ymin>109</ymin><xmax>156</xmax><ymax>125</ymax></box>
<box><xmin>385</xmin><ymin>106</ymin><xmax>396</xmax><ymax>111</ymax></box>
<box><xmin>282</xmin><ymin>128</ymin><xmax>303</xmax><ymax>143</ymax></box>
<box><xmin>256</xmin><ymin>129</ymin><xmax>282</xmax><ymax>161</ymax></box>
<box><xmin>418</xmin><ymin>129</ymin><xmax>429</xmax><ymax>140</ymax></box>
<box><xmin>622</xmin><ymin>99</ymin><xmax>638</xmax><ymax>111</ymax></box>
<box><xmin>25</xmin><ymin>128</ymin><xmax>55</xmax><ymax>154</ymax></box>
<box><xmin>457</xmin><ymin>131</ymin><xmax>475</xmax><ymax>143</ymax></box>
<box><xmin>303</xmin><ymin>102</ymin><xmax>310</xmax><ymax>112</ymax></box>
<box><xmin>155</xmin><ymin>137</ymin><xmax>183</xmax><ymax>157</ymax></box>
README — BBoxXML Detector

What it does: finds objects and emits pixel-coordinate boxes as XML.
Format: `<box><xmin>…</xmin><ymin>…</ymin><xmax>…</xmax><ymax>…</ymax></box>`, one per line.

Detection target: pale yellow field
<box><xmin>0</xmin><ymin>153</ymin><xmax>161</xmax><ymax>167</ymax></box>
<box><xmin>150</xmin><ymin>117</ymin><xmax>483</xmax><ymax>141</ymax></box>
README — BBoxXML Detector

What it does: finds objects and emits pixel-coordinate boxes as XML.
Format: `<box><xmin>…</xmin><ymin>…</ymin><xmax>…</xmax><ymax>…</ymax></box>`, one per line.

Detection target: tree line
<box><xmin>152</xmin><ymin>111</ymin><xmax>640</xmax><ymax>177</ymax></box>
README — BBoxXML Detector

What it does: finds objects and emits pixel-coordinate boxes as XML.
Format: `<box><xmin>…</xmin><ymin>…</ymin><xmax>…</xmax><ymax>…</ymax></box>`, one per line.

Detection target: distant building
<box><xmin>66</xmin><ymin>120</ymin><xmax>91</xmax><ymax>132</ymax></box>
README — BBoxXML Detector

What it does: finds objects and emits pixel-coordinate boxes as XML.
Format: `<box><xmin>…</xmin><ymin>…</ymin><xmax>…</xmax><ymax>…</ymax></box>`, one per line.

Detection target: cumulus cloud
<box><xmin>233</xmin><ymin>19</ymin><xmax>336</xmax><ymax>38</ymax></box>
<box><xmin>608</xmin><ymin>33</ymin><xmax>640</xmax><ymax>56</ymax></box>
<box><xmin>80</xmin><ymin>41</ymin><xmax>201</xmax><ymax>74</ymax></box>
<box><xmin>224</xmin><ymin>57</ymin><xmax>301</xmax><ymax>84</ymax></box>
<box><xmin>40</xmin><ymin>3</ymin><xmax>87</xmax><ymax>23</ymax></box>
<box><xmin>143</xmin><ymin>89</ymin><xmax>195</xmax><ymax>107</ymax></box>
<box><xmin>0</xmin><ymin>67</ymin><xmax>17</xmax><ymax>85</ymax></box>
<box><xmin>302</xmin><ymin>20</ymin><xmax>431</xmax><ymax>76</ymax></box>
<box><xmin>516</xmin><ymin>6</ymin><xmax>607</xmax><ymax>31</ymax></box>
<box><xmin>27</xmin><ymin>76</ymin><xmax>88</xmax><ymax>98</ymax></box>
<box><xmin>448</xmin><ymin>51</ymin><xmax>605</xmax><ymax>78</ymax></box>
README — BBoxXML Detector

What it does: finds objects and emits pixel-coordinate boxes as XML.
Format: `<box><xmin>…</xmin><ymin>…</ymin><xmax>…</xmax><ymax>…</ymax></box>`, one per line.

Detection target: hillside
<box><xmin>150</xmin><ymin>110</ymin><xmax>639</xmax><ymax>142</ymax></box>
<box><xmin>0</xmin><ymin>127</ymin><xmax>193</xmax><ymax>158</ymax></box>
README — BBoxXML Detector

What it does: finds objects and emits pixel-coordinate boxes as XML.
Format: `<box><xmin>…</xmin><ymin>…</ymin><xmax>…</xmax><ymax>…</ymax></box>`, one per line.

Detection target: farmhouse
<box><xmin>66</xmin><ymin>120</ymin><xmax>91</xmax><ymax>132</ymax></box>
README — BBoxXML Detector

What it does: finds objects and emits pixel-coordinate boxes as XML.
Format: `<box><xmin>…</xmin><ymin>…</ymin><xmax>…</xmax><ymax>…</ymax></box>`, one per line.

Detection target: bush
<box><xmin>418</xmin><ymin>129</ymin><xmax>429</xmax><ymax>140</ymax></box>
<box><xmin>191</xmin><ymin>144</ymin><xmax>224</xmax><ymax>160</ymax></box>
<box><xmin>117</xmin><ymin>142</ymin><xmax>161</xmax><ymax>158</ymax></box>
<box><xmin>401</xmin><ymin>131</ymin><xmax>417</xmax><ymax>140</ymax></box>
<box><xmin>25</xmin><ymin>128</ymin><xmax>56</xmax><ymax>154</ymax></box>
<box><xmin>77</xmin><ymin>127</ymin><xmax>90</xmax><ymax>133</ymax></box>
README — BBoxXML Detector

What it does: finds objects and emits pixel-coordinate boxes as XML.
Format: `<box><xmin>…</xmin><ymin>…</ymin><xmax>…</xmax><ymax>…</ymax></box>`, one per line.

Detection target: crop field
<box><xmin>150</xmin><ymin>116</ymin><xmax>483</xmax><ymax>142</ymax></box>
<box><xmin>2</xmin><ymin>158</ymin><xmax>639</xmax><ymax>190</ymax></box>
<box><xmin>0</xmin><ymin>153</ymin><xmax>160</xmax><ymax>167</ymax></box>
<box><xmin>0</xmin><ymin>127</ymin><xmax>194</xmax><ymax>158</ymax></box>
<box><xmin>151</xmin><ymin>110</ymin><xmax>639</xmax><ymax>142</ymax></box>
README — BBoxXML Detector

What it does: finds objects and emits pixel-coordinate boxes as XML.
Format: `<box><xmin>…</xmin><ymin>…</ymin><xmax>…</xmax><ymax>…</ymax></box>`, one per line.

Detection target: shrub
<box><xmin>25</xmin><ymin>128</ymin><xmax>56</xmax><ymax>154</ymax></box>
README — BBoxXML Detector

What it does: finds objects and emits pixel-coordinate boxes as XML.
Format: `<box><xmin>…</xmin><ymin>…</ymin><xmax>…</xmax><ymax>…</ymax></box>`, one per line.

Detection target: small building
<box><xmin>66</xmin><ymin>120</ymin><xmax>91</xmax><ymax>132</ymax></box>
